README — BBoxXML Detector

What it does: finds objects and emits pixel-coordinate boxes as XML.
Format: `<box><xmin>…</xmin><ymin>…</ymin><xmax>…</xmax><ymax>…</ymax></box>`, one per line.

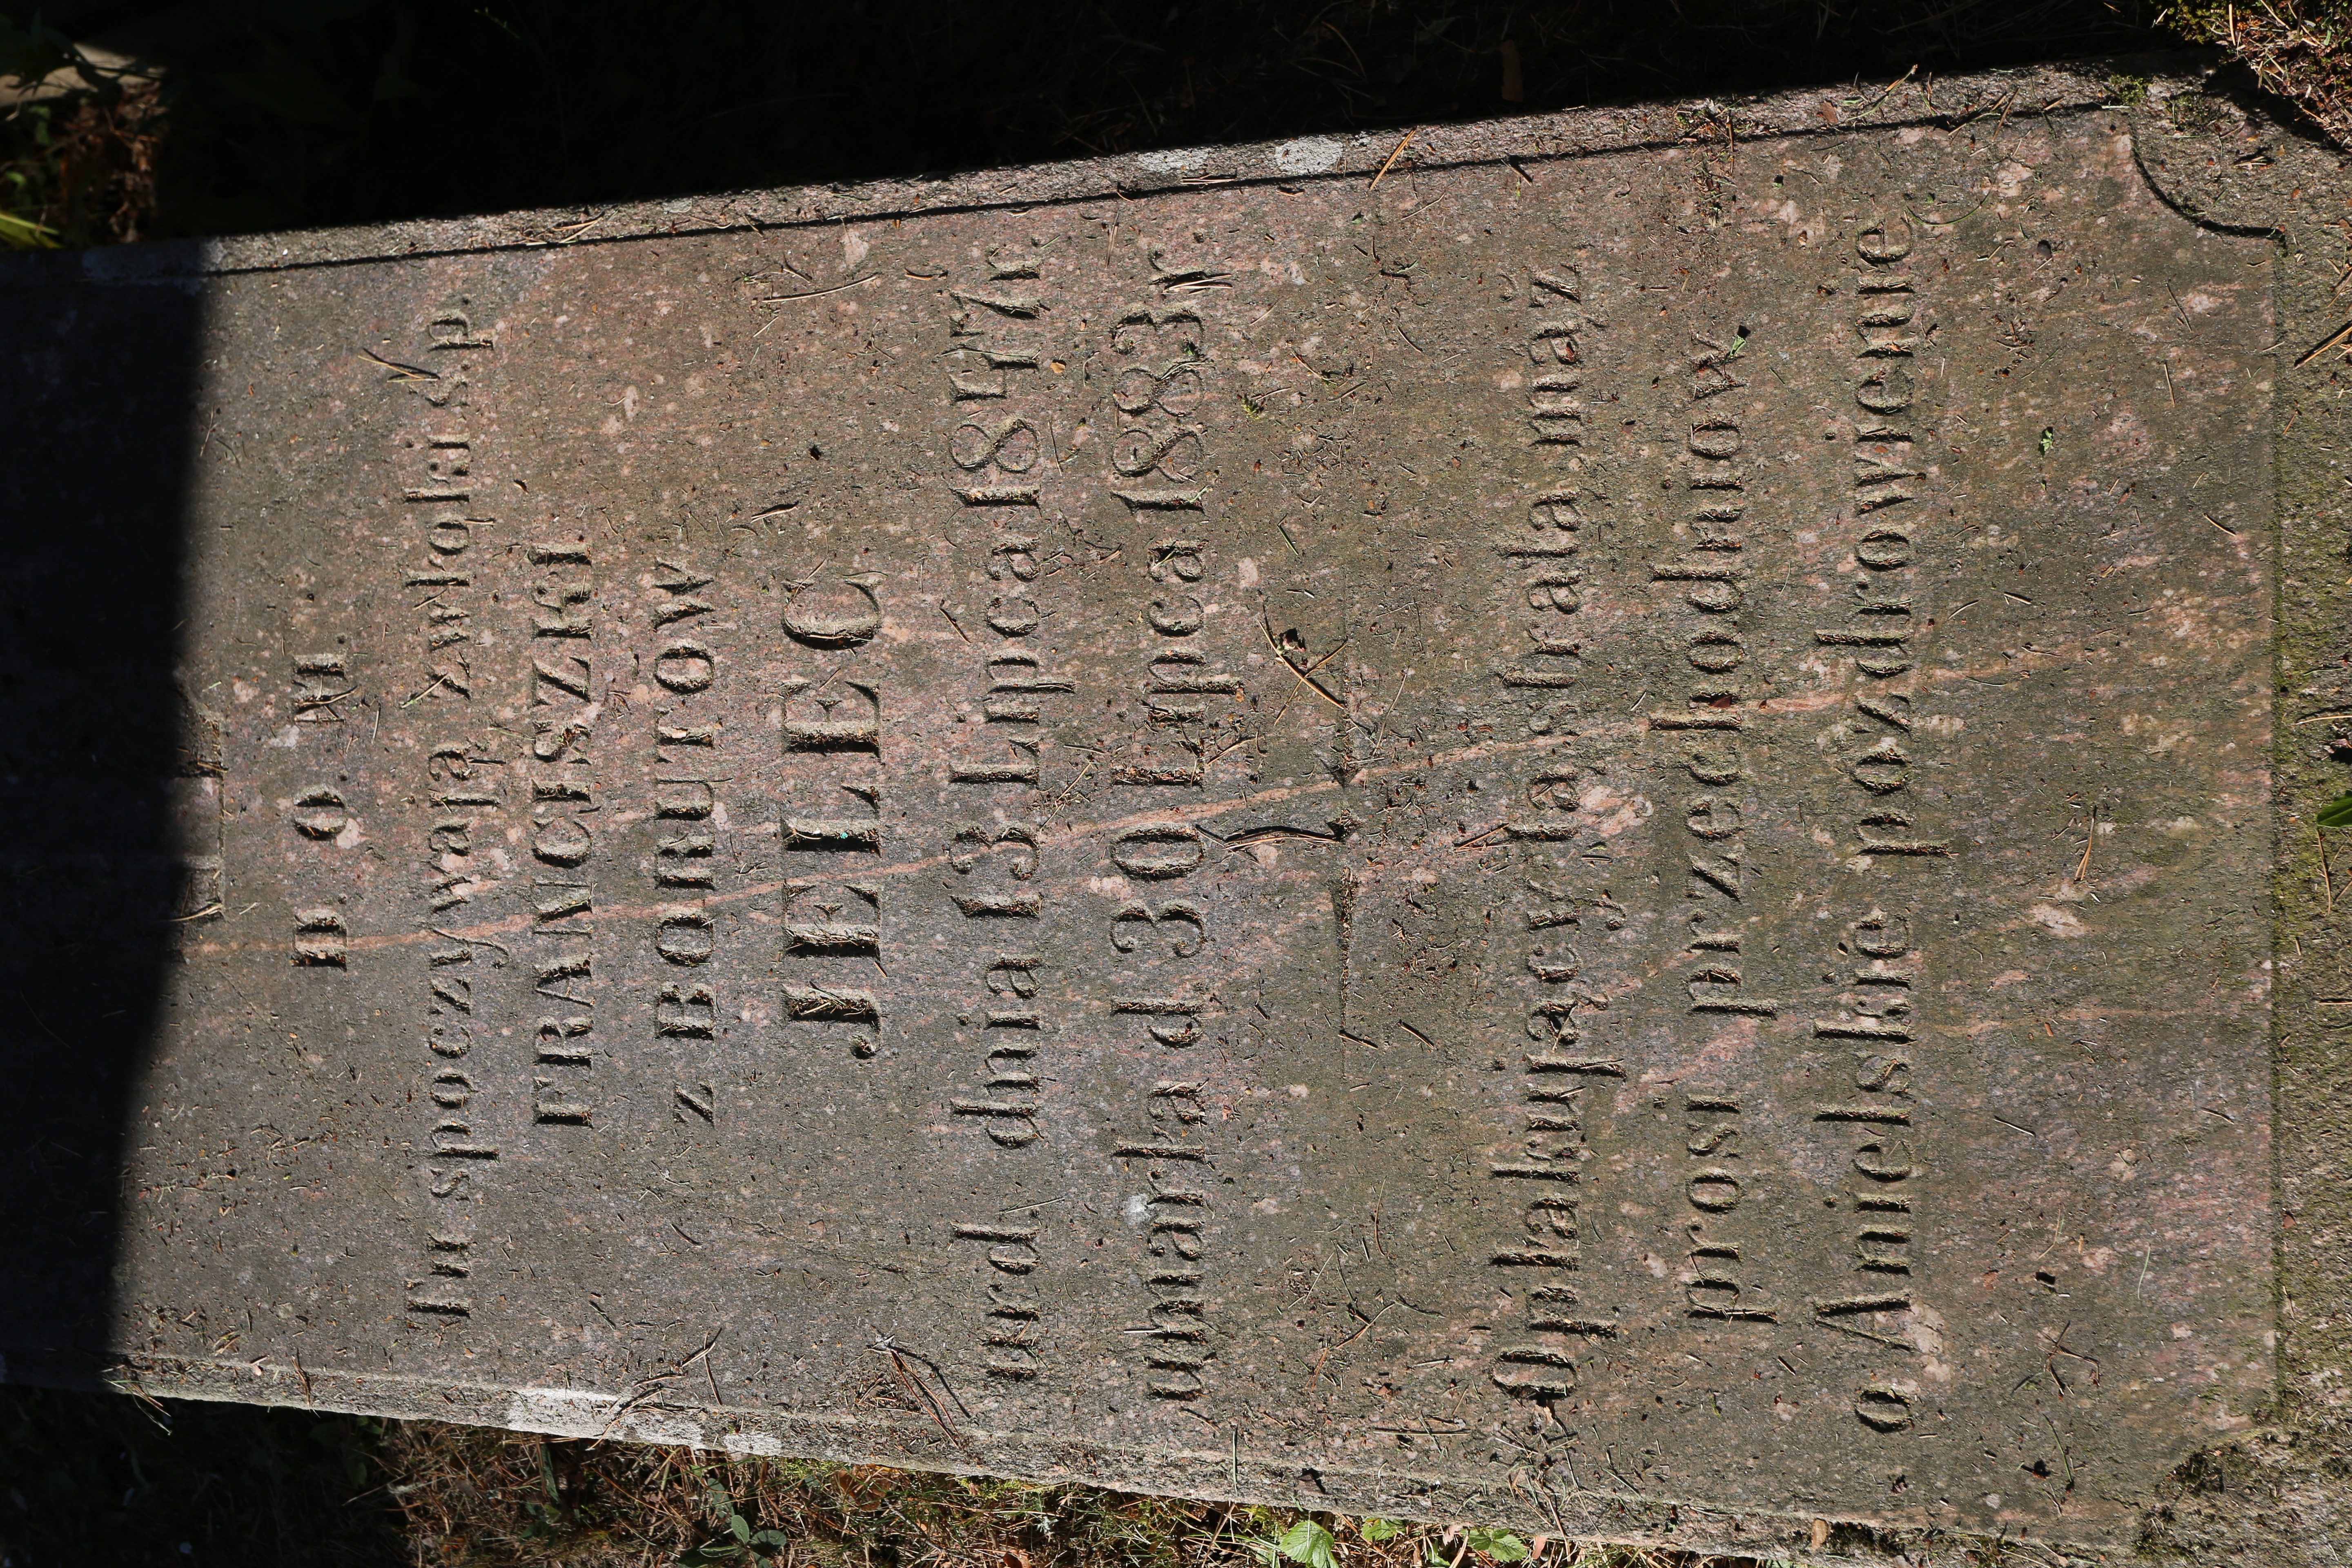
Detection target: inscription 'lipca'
<box><xmin>942</xmin><ymin>240</ymin><xmax>1064</xmax><ymax>1385</ymax></box>
<box><xmin>1107</xmin><ymin>238</ymin><xmax>1238</xmax><ymax>1405</ymax></box>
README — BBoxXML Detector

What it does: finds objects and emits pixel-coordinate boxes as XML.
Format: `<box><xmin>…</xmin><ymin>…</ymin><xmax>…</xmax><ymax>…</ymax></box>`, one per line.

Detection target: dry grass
<box><xmin>43</xmin><ymin>75</ymin><xmax>164</xmax><ymax>242</ymax></box>
<box><xmin>0</xmin><ymin>85</ymin><xmax>165</xmax><ymax>249</ymax></box>
<box><xmin>374</xmin><ymin>1422</ymin><xmax>1727</xmax><ymax>1568</ymax></box>
<box><xmin>0</xmin><ymin>22</ymin><xmax>163</xmax><ymax>247</ymax></box>
<box><xmin>2</xmin><ymin>1381</ymin><xmax>1757</xmax><ymax>1568</ymax></box>
<box><xmin>2166</xmin><ymin>0</ymin><xmax>2352</xmax><ymax>145</ymax></box>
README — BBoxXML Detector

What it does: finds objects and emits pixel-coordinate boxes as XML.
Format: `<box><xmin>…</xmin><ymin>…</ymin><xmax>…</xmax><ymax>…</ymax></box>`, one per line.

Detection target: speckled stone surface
<box><xmin>4</xmin><ymin>60</ymin><xmax>2340</xmax><ymax>1562</ymax></box>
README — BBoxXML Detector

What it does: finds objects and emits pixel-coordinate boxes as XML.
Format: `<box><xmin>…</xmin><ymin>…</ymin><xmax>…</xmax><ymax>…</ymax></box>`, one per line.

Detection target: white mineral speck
<box><xmin>1270</xmin><ymin>136</ymin><xmax>1345</xmax><ymax>175</ymax></box>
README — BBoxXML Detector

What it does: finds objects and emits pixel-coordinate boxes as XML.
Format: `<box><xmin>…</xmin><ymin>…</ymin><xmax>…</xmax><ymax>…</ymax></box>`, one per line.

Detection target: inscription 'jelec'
<box><xmin>777</xmin><ymin>563</ymin><xmax>886</xmax><ymax>1063</ymax></box>
<box><xmin>941</xmin><ymin>239</ymin><xmax>1066</xmax><ymax>1385</ymax></box>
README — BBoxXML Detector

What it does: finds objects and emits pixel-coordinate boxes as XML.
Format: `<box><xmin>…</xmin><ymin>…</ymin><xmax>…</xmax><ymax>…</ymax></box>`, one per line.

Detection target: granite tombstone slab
<box><xmin>0</xmin><ymin>62</ymin><xmax>2329</xmax><ymax>1559</ymax></box>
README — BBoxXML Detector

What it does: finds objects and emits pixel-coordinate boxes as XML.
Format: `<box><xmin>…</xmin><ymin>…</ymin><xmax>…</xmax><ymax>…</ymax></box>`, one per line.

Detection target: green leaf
<box><xmin>1360</xmin><ymin>1518</ymin><xmax>1406</xmax><ymax>1543</ymax></box>
<box><xmin>2319</xmin><ymin>793</ymin><xmax>2352</xmax><ymax>828</ymax></box>
<box><xmin>1466</xmin><ymin>1529</ymin><xmax>1530</xmax><ymax>1563</ymax></box>
<box><xmin>728</xmin><ymin>1513</ymin><xmax>753</xmax><ymax>1543</ymax></box>
<box><xmin>1280</xmin><ymin>1520</ymin><xmax>1339</xmax><ymax>1568</ymax></box>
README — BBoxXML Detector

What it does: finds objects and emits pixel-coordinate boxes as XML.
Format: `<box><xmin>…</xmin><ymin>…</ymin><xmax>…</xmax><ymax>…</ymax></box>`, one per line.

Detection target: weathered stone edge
<box><xmin>0</xmin><ymin>53</ymin><xmax>2199</xmax><ymax>288</ymax></box>
<box><xmin>90</xmin><ymin>1352</ymin><xmax>2033</xmax><ymax>1565</ymax></box>
<box><xmin>2126</xmin><ymin>80</ymin><xmax>2352</xmax><ymax>1568</ymax></box>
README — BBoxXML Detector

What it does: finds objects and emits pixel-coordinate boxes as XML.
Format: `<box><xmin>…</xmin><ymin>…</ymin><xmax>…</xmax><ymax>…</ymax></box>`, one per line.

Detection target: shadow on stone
<box><xmin>0</xmin><ymin>248</ymin><xmax>204</xmax><ymax>1387</ymax></box>
<box><xmin>0</xmin><ymin>1383</ymin><xmax>405</xmax><ymax>1563</ymax></box>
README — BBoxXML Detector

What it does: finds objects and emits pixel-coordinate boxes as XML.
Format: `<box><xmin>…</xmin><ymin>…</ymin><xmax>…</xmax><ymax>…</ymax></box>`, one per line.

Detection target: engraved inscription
<box><xmin>141</xmin><ymin>123</ymin><xmax>2276</xmax><ymax>1547</ymax></box>
<box><xmin>1488</xmin><ymin>260</ymin><xmax>1621</xmax><ymax>1416</ymax></box>
<box><xmin>1650</xmin><ymin>327</ymin><xmax>1778</xmax><ymax>1336</ymax></box>
<box><xmin>404</xmin><ymin>304</ymin><xmax>501</xmax><ymax>1321</ymax></box>
<box><xmin>640</xmin><ymin>560</ymin><xmax>724</xmax><ymax>1128</ymax></box>
<box><xmin>1109</xmin><ymin>243</ymin><xmax>1234</xmax><ymax>1403</ymax></box>
<box><xmin>286</xmin><ymin>644</ymin><xmax>355</xmax><ymax>965</ymax></box>
<box><xmin>941</xmin><ymin>241</ymin><xmax>1063</xmax><ymax>1383</ymax></box>
<box><xmin>1811</xmin><ymin>218</ymin><xmax>1942</xmax><ymax>1432</ymax></box>
<box><xmin>526</xmin><ymin>538</ymin><xmax>599</xmax><ymax>1133</ymax></box>
<box><xmin>781</xmin><ymin>570</ymin><xmax>885</xmax><ymax>1059</ymax></box>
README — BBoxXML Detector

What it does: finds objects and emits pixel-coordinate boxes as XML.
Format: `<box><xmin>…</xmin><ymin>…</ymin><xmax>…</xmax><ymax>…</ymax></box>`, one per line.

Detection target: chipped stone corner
<box><xmin>2127</xmin><ymin>63</ymin><xmax>2350</xmax><ymax>236</ymax></box>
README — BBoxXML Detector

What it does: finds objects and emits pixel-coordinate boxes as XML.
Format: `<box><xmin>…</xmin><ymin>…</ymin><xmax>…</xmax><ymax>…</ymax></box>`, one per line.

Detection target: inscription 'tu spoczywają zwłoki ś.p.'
<box><xmin>0</xmin><ymin>67</ymin><xmax>2285</xmax><ymax>1555</ymax></box>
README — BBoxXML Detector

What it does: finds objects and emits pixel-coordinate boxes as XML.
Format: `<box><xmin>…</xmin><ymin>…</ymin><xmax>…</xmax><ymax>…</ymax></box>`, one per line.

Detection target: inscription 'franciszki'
<box><xmin>526</xmin><ymin>535</ymin><xmax>599</xmax><ymax>1143</ymax></box>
